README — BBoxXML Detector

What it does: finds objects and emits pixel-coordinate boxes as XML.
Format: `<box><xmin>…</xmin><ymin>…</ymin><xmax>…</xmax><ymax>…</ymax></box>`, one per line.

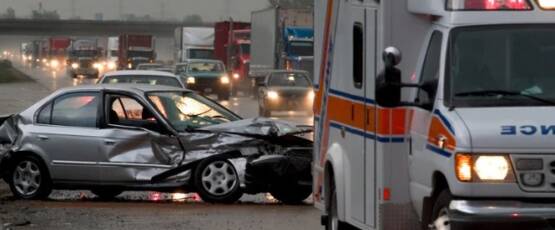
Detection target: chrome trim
<box><xmin>52</xmin><ymin>160</ymin><xmax>97</xmax><ymax>166</ymax></box>
<box><xmin>98</xmin><ymin>162</ymin><xmax>172</xmax><ymax>169</ymax></box>
<box><xmin>450</xmin><ymin>200</ymin><xmax>555</xmax><ymax>216</ymax></box>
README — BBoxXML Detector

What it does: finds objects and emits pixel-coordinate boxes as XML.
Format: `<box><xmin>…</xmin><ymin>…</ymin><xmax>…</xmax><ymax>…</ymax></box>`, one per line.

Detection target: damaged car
<box><xmin>0</xmin><ymin>84</ymin><xmax>313</xmax><ymax>204</ymax></box>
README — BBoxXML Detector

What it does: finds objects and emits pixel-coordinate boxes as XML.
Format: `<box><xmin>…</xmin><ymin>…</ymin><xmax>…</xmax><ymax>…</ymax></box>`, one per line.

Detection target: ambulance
<box><xmin>313</xmin><ymin>0</ymin><xmax>555</xmax><ymax>229</ymax></box>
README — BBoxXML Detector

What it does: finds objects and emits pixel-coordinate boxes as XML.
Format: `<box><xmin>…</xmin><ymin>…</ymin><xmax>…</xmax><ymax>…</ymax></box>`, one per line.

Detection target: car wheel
<box><xmin>194</xmin><ymin>158</ymin><xmax>243</xmax><ymax>203</ymax></box>
<box><xmin>91</xmin><ymin>189</ymin><xmax>123</xmax><ymax>200</ymax></box>
<box><xmin>429</xmin><ymin>190</ymin><xmax>452</xmax><ymax>230</ymax></box>
<box><xmin>8</xmin><ymin>155</ymin><xmax>52</xmax><ymax>200</ymax></box>
<box><xmin>218</xmin><ymin>91</ymin><xmax>230</xmax><ymax>101</ymax></box>
<box><xmin>326</xmin><ymin>179</ymin><xmax>353</xmax><ymax>230</ymax></box>
<box><xmin>270</xmin><ymin>185</ymin><xmax>312</xmax><ymax>205</ymax></box>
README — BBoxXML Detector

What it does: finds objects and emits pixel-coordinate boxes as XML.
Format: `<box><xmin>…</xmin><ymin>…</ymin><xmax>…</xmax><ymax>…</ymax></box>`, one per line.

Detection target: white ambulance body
<box><xmin>314</xmin><ymin>0</ymin><xmax>555</xmax><ymax>229</ymax></box>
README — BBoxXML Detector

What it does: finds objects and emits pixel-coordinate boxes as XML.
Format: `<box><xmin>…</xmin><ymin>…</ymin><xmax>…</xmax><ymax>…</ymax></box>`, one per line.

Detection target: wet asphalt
<box><xmin>0</xmin><ymin>61</ymin><xmax>320</xmax><ymax>230</ymax></box>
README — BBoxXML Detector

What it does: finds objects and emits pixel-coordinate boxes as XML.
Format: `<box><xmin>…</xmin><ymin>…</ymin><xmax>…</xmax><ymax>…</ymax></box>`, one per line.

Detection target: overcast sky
<box><xmin>0</xmin><ymin>0</ymin><xmax>270</xmax><ymax>22</ymax></box>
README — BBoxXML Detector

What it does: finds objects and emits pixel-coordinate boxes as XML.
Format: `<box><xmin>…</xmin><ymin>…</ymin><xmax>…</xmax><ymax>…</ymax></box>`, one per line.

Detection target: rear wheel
<box><xmin>8</xmin><ymin>155</ymin><xmax>52</xmax><ymax>200</ymax></box>
<box><xmin>326</xmin><ymin>177</ymin><xmax>355</xmax><ymax>230</ymax></box>
<box><xmin>91</xmin><ymin>189</ymin><xmax>123</xmax><ymax>200</ymax></box>
<box><xmin>429</xmin><ymin>190</ymin><xmax>453</xmax><ymax>230</ymax></box>
<box><xmin>194</xmin><ymin>158</ymin><xmax>243</xmax><ymax>203</ymax></box>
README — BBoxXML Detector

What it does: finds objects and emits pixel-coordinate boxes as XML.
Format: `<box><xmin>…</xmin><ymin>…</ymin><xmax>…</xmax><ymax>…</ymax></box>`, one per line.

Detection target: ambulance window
<box><xmin>417</xmin><ymin>31</ymin><xmax>443</xmax><ymax>109</ymax></box>
<box><xmin>353</xmin><ymin>23</ymin><xmax>364</xmax><ymax>89</ymax></box>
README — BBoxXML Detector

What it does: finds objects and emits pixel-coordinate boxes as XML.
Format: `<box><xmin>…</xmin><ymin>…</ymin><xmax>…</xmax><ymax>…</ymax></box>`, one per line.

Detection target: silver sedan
<box><xmin>0</xmin><ymin>84</ymin><xmax>313</xmax><ymax>203</ymax></box>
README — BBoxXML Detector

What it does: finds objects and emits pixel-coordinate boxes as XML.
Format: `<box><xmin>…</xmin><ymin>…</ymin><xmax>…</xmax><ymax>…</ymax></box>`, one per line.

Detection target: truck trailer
<box><xmin>314</xmin><ymin>0</ymin><xmax>555</xmax><ymax>230</ymax></box>
<box><xmin>118</xmin><ymin>34</ymin><xmax>156</xmax><ymax>70</ymax></box>
<box><xmin>174</xmin><ymin>27</ymin><xmax>215</xmax><ymax>63</ymax></box>
<box><xmin>250</xmin><ymin>7</ymin><xmax>314</xmax><ymax>81</ymax></box>
<box><xmin>47</xmin><ymin>37</ymin><xmax>71</xmax><ymax>70</ymax></box>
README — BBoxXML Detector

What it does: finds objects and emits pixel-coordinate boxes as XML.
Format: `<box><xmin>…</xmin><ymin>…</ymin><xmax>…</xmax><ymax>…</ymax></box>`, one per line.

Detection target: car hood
<box><xmin>200</xmin><ymin>118</ymin><xmax>312</xmax><ymax>137</ymax></box>
<box><xmin>455</xmin><ymin>107</ymin><xmax>555</xmax><ymax>151</ymax></box>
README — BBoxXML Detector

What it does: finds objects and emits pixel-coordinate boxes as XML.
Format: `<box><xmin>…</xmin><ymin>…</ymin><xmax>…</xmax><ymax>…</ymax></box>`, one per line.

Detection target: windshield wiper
<box><xmin>455</xmin><ymin>90</ymin><xmax>555</xmax><ymax>106</ymax></box>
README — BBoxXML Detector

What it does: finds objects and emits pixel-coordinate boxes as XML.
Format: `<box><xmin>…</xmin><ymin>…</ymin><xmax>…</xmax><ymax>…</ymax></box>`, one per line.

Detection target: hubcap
<box><xmin>201</xmin><ymin>161</ymin><xmax>237</xmax><ymax>196</ymax></box>
<box><xmin>13</xmin><ymin>161</ymin><xmax>41</xmax><ymax>196</ymax></box>
<box><xmin>431</xmin><ymin>208</ymin><xmax>451</xmax><ymax>230</ymax></box>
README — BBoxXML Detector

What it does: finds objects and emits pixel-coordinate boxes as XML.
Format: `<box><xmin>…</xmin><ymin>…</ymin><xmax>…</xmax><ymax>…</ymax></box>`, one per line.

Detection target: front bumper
<box><xmin>186</xmin><ymin>80</ymin><xmax>230</xmax><ymax>94</ymax></box>
<box><xmin>263</xmin><ymin>98</ymin><xmax>312</xmax><ymax>111</ymax></box>
<box><xmin>70</xmin><ymin>68</ymin><xmax>98</xmax><ymax>76</ymax></box>
<box><xmin>449</xmin><ymin>200</ymin><xmax>555</xmax><ymax>230</ymax></box>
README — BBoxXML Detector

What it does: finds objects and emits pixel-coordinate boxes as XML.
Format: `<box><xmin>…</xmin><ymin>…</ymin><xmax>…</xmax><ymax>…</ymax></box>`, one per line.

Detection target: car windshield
<box><xmin>148</xmin><ymin>91</ymin><xmax>240</xmax><ymax>131</ymax></box>
<box><xmin>268</xmin><ymin>72</ymin><xmax>311</xmax><ymax>87</ymax></box>
<box><xmin>102</xmin><ymin>75</ymin><xmax>182</xmax><ymax>88</ymax></box>
<box><xmin>188</xmin><ymin>62</ymin><xmax>224</xmax><ymax>73</ymax></box>
<box><xmin>189</xmin><ymin>49</ymin><xmax>214</xmax><ymax>59</ymax></box>
<box><xmin>448</xmin><ymin>25</ymin><xmax>555</xmax><ymax>107</ymax></box>
<box><xmin>289</xmin><ymin>41</ymin><xmax>313</xmax><ymax>57</ymax></box>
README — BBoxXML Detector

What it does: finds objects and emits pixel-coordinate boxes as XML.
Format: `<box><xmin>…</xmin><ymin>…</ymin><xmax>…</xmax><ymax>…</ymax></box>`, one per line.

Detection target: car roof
<box><xmin>57</xmin><ymin>84</ymin><xmax>191</xmax><ymax>94</ymax></box>
<box><xmin>103</xmin><ymin>70</ymin><xmax>177</xmax><ymax>78</ymax></box>
<box><xmin>176</xmin><ymin>59</ymin><xmax>223</xmax><ymax>65</ymax></box>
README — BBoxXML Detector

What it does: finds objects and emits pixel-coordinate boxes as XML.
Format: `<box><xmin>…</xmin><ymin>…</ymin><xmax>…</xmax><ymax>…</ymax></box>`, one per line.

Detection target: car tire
<box><xmin>91</xmin><ymin>189</ymin><xmax>123</xmax><ymax>200</ymax></box>
<box><xmin>194</xmin><ymin>157</ymin><xmax>243</xmax><ymax>204</ymax></box>
<box><xmin>429</xmin><ymin>190</ymin><xmax>453</xmax><ymax>230</ymax></box>
<box><xmin>326</xmin><ymin>179</ymin><xmax>354</xmax><ymax>230</ymax></box>
<box><xmin>270</xmin><ymin>185</ymin><xmax>312</xmax><ymax>205</ymax></box>
<box><xmin>218</xmin><ymin>91</ymin><xmax>230</xmax><ymax>101</ymax></box>
<box><xmin>8</xmin><ymin>155</ymin><xmax>52</xmax><ymax>200</ymax></box>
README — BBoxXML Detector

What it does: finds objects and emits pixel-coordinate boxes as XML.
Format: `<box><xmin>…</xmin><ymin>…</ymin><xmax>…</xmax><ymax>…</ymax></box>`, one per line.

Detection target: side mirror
<box><xmin>376</xmin><ymin>47</ymin><xmax>402</xmax><ymax>107</ymax></box>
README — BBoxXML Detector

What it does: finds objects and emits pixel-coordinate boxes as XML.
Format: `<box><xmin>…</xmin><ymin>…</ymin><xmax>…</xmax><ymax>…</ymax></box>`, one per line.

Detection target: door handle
<box><xmin>104</xmin><ymin>140</ymin><xmax>116</xmax><ymax>146</ymax></box>
<box><xmin>37</xmin><ymin>135</ymin><xmax>49</xmax><ymax>141</ymax></box>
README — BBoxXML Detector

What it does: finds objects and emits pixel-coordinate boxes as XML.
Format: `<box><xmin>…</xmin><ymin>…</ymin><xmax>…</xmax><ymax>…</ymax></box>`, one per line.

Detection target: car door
<box><xmin>98</xmin><ymin>93</ymin><xmax>182</xmax><ymax>183</ymax></box>
<box><xmin>33</xmin><ymin>91</ymin><xmax>103</xmax><ymax>182</ymax></box>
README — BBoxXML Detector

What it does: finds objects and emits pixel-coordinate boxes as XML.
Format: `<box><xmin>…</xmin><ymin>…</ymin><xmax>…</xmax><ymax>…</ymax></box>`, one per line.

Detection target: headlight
<box><xmin>71</xmin><ymin>63</ymin><xmax>79</xmax><ymax>69</ymax></box>
<box><xmin>42</xmin><ymin>59</ymin><xmax>47</xmax><ymax>63</ymax></box>
<box><xmin>128</xmin><ymin>63</ymin><xmax>133</xmax><ymax>69</ymax></box>
<box><xmin>93</xmin><ymin>62</ymin><xmax>102</xmax><ymax>69</ymax></box>
<box><xmin>267</xmin><ymin>91</ymin><xmax>279</xmax><ymax>100</ymax></box>
<box><xmin>50</xmin><ymin>60</ymin><xmax>59</xmax><ymax>68</ymax></box>
<box><xmin>455</xmin><ymin>153</ymin><xmax>515</xmax><ymax>182</ymax></box>
<box><xmin>187</xmin><ymin>77</ymin><xmax>196</xmax><ymax>84</ymax></box>
<box><xmin>220</xmin><ymin>75</ymin><xmax>230</xmax><ymax>84</ymax></box>
<box><xmin>308</xmin><ymin>91</ymin><xmax>315</xmax><ymax>101</ymax></box>
<box><xmin>107</xmin><ymin>61</ymin><xmax>117</xmax><ymax>70</ymax></box>
<box><xmin>232</xmin><ymin>73</ymin><xmax>240</xmax><ymax>80</ymax></box>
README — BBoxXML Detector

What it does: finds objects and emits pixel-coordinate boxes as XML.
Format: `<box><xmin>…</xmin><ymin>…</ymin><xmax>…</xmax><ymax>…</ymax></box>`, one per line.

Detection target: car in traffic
<box><xmin>136</xmin><ymin>63</ymin><xmax>164</xmax><ymax>70</ymax></box>
<box><xmin>0</xmin><ymin>84</ymin><xmax>313</xmax><ymax>204</ymax></box>
<box><xmin>175</xmin><ymin>59</ymin><xmax>231</xmax><ymax>100</ymax></box>
<box><xmin>257</xmin><ymin>70</ymin><xmax>314</xmax><ymax>117</ymax></box>
<box><xmin>98</xmin><ymin>70</ymin><xmax>185</xmax><ymax>88</ymax></box>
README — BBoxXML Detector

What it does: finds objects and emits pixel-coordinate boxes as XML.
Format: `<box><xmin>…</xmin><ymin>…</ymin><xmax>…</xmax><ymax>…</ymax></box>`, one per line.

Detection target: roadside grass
<box><xmin>0</xmin><ymin>60</ymin><xmax>32</xmax><ymax>83</ymax></box>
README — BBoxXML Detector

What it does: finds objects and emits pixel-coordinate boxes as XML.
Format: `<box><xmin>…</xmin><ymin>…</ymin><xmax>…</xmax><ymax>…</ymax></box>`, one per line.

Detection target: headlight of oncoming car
<box><xmin>220</xmin><ymin>74</ymin><xmax>230</xmax><ymax>84</ymax></box>
<box><xmin>71</xmin><ymin>63</ymin><xmax>79</xmax><ymax>69</ymax></box>
<box><xmin>267</xmin><ymin>91</ymin><xmax>279</xmax><ymax>100</ymax></box>
<box><xmin>187</xmin><ymin>76</ymin><xmax>196</xmax><ymax>84</ymax></box>
<box><xmin>455</xmin><ymin>153</ymin><xmax>515</xmax><ymax>183</ymax></box>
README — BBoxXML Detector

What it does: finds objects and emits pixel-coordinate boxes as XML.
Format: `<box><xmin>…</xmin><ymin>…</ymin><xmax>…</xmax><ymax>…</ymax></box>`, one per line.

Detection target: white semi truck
<box><xmin>174</xmin><ymin>27</ymin><xmax>215</xmax><ymax>63</ymax></box>
<box><xmin>314</xmin><ymin>0</ymin><xmax>555</xmax><ymax>229</ymax></box>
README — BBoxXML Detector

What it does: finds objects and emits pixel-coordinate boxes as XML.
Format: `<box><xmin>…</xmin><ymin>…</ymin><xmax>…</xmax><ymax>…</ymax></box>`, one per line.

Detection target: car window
<box><xmin>188</xmin><ymin>62</ymin><xmax>223</xmax><ymax>73</ymax></box>
<box><xmin>37</xmin><ymin>103</ymin><xmax>52</xmax><ymax>124</ymax></box>
<box><xmin>107</xmin><ymin>94</ymin><xmax>160</xmax><ymax>130</ymax></box>
<box><xmin>102</xmin><ymin>75</ymin><xmax>182</xmax><ymax>88</ymax></box>
<box><xmin>268</xmin><ymin>73</ymin><xmax>311</xmax><ymax>87</ymax></box>
<box><xmin>51</xmin><ymin>93</ymin><xmax>99</xmax><ymax>127</ymax></box>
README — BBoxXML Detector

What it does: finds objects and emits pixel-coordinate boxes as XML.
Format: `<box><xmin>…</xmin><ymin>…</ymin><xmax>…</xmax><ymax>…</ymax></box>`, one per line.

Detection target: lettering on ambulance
<box><xmin>501</xmin><ymin>125</ymin><xmax>555</xmax><ymax>136</ymax></box>
<box><xmin>426</xmin><ymin>110</ymin><xmax>456</xmax><ymax>157</ymax></box>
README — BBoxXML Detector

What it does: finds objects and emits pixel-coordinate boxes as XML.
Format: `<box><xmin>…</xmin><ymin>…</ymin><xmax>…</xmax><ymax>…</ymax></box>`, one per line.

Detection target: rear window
<box><xmin>268</xmin><ymin>73</ymin><xmax>311</xmax><ymax>87</ymax></box>
<box><xmin>102</xmin><ymin>75</ymin><xmax>182</xmax><ymax>88</ymax></box>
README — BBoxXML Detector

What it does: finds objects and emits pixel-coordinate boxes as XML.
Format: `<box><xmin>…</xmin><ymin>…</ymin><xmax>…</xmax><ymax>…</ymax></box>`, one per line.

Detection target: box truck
<box><xmin>118</xmin><ymin>34</ymin><xmax>156</xmax><ymax>70</ymax></box>
<box><xmin>314</xmin><ymin>0</ymin><xmax>555</xmax><ymax>229</ymax></box>
<box><xmin>214</xmin><ymin>21</ymin><xmax>251</xmax><ymax>95</ymax></box>
<box><xmin>174</xmin><ymin>27</ymin><xmax>215</xmax><ymax>63</ymax></box>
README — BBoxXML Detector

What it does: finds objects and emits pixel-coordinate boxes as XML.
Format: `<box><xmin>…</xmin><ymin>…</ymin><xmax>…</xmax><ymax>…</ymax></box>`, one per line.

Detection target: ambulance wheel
<box><xmin>194</xmin><ymin>157</ymin><xmax>243</xmax><ymax>204</ymax></box>
<box><xmin>326</xmin><ymin>180</ymin><xmax>355</xmax><ymax>230</ymax></box>
<box><xmin>429</xmin><ymin>190</ymin><xmax>452</xmax><ymax>230</ymax></box>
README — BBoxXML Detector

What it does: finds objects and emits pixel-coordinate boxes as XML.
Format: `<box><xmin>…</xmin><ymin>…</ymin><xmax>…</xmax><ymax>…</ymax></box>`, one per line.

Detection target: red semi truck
<box><xmin>118</xmin><ymin>34</ymin><xmax>156</xmax><ymax>70</ymax></box>
<box><xmin>47</xmin><ymin>37</ymin><xmax>71</xmax><ymax>69</ymax></box>
<box><xmin>214</xmin><ymin>21</ymin><xmax>251</xmax><ymax>95</ymax></box>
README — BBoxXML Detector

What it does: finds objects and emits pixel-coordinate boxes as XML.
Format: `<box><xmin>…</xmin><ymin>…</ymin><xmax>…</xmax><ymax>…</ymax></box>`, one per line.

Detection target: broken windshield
<box><xmin>148</xmin><ymin>91</ymin><xmax>240</xmax><ymax>131</ymax></box>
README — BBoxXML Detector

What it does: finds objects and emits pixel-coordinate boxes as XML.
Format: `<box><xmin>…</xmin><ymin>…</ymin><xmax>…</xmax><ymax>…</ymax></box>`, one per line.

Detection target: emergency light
<box><xmin>537</xmin><ymin>0</ymin><xmax>555</xmax><ymax>9</ymax></box>
<box><xmin>446</xmin><ymin>0</ymin><xmax>532</xmax><ymax>10</ymax></box>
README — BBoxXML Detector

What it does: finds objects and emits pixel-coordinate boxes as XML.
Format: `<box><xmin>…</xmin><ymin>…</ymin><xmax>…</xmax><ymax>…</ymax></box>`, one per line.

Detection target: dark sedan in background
<box><xmin>257</xmin><ymin>70</ymin><xmax>314</xmax><ymax>117</ymax></box>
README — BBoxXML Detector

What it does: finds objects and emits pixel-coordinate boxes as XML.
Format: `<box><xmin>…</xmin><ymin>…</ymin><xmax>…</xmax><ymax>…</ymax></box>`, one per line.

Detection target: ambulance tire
<box><xmin>326</xmin><ymin>181</ymin><xmax>358</xmax><ymax>230</ymax></box>
<box><xmin>429</xmin><ymin>190</ymin><xmax>453</xmax><ymax>230</ymax></box>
